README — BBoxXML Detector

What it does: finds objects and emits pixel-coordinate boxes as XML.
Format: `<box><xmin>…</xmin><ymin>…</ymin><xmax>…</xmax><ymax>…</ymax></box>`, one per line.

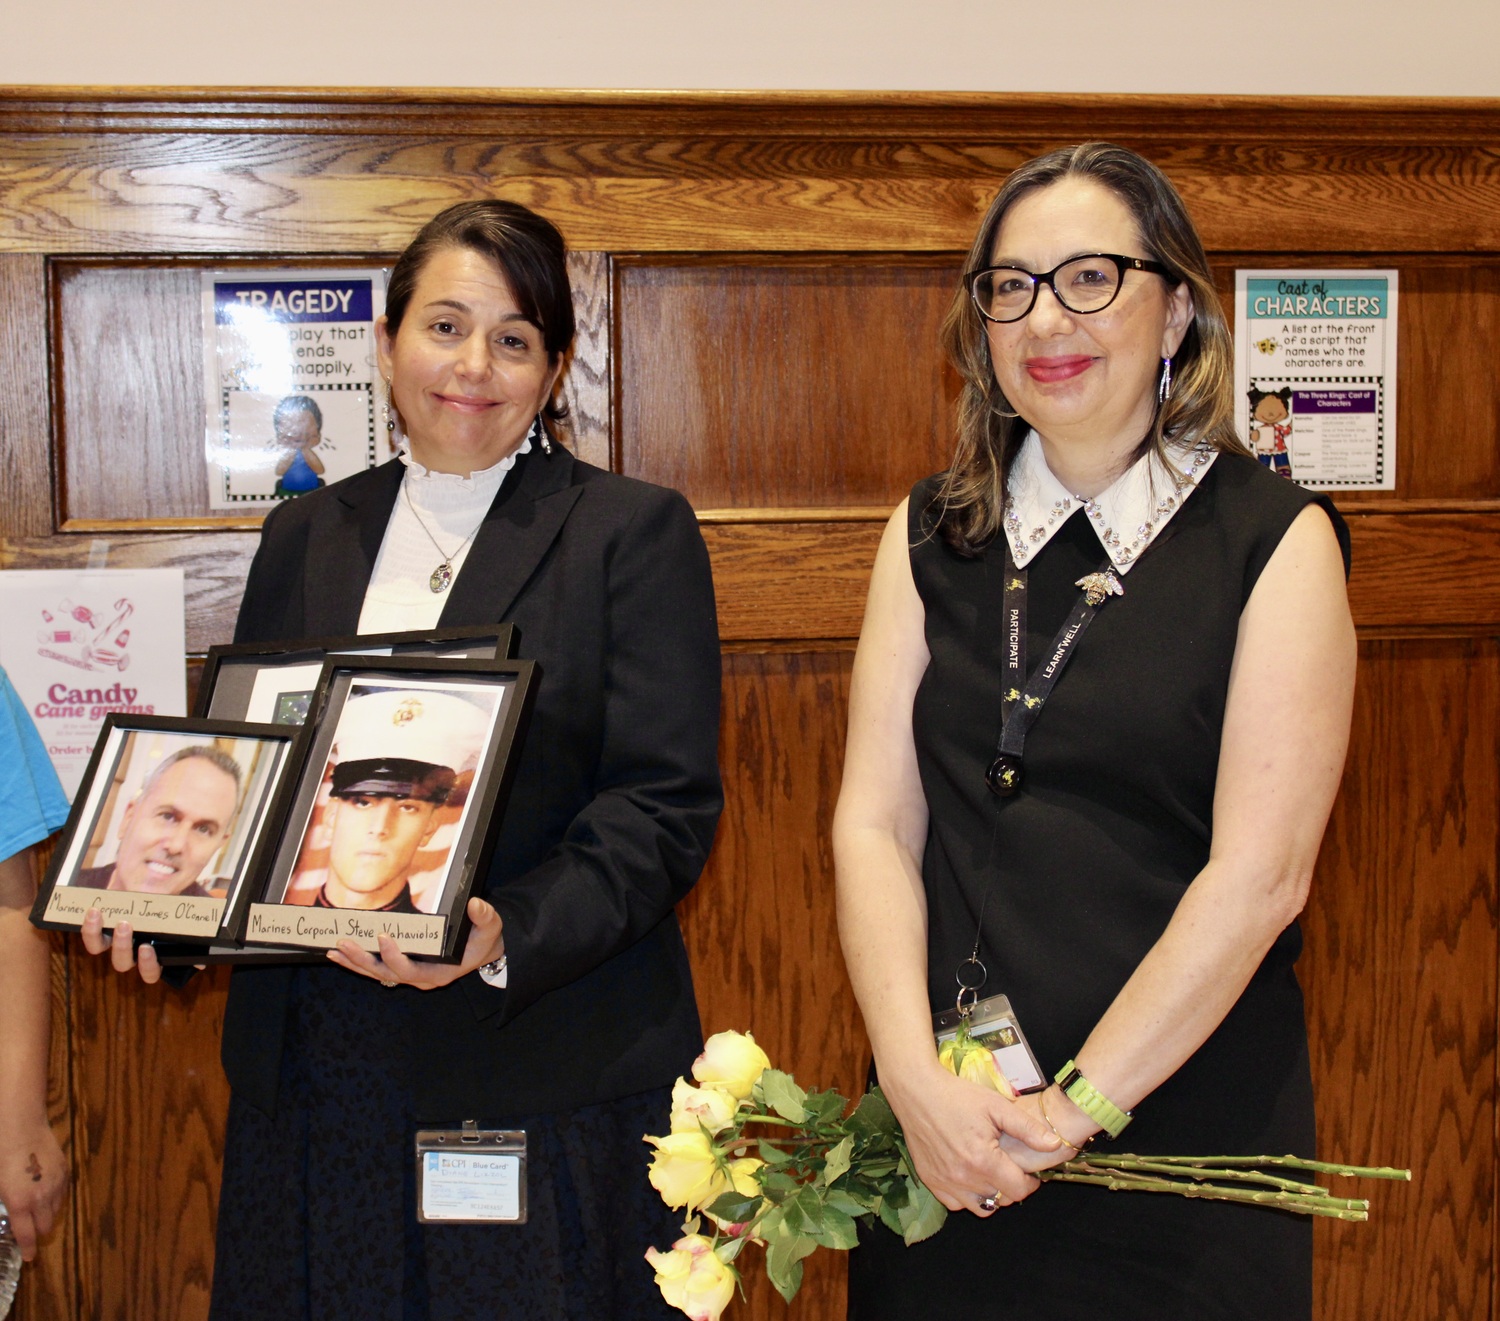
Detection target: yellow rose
<box><xmin>707</xmin><ymin>1156</ymin><xmax>766</xmax><ymax>1241</ymax></box>
<box><xmin>645</xmin><ymin>1131</ymin><xmax>725</xmax><ymax>1212</ymax></box>
<box><xmin>939</xmin><ymin>1030</ymin><xmax>1017</xmax><ymax>1099</ymax></box>
<box><xmin>645</xmin><ymin>1234</ymin><xmax>737</xmax><ymax>1321</ymax></box>
<box><xmin>692</xmin><ymin>1030</ymin><xmax>771</xmax><ymax>1101</ymax></box>
<box><xmin>669</xmin><ymin>1076</ymin><xmax>740</xmax><ymax>1136</ymax></box>
<box><xmin>958</xmin><ymin>1044</ymin><xmax>1017</xmax><ymax>1099</ymax></box>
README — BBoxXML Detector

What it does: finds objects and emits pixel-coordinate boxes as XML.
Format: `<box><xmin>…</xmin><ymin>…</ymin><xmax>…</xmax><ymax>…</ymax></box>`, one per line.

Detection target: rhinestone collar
<box><xmin>1002</xmin><ymin>431</ymin><xmax>1217</xmax><ymax>574</ymax></box>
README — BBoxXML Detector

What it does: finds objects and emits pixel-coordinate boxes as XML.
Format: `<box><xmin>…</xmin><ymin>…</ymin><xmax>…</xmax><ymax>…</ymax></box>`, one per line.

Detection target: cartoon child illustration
<box><xmin>271</xmin><ymin>395</ymin><xmax>327</xmax><ymax>498</ymax></box>
<box><xmin>1248</xmin><ymin>385</ymin><xmax>1293</xmax><ymax>479</ymax></box>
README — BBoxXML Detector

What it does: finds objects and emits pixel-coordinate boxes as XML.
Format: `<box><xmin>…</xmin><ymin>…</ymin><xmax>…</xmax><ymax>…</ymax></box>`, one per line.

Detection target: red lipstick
<box><xmin>1025</xmin><ymin>355</ymin><xmax>1094</xmax><ymax>383</ymax></box>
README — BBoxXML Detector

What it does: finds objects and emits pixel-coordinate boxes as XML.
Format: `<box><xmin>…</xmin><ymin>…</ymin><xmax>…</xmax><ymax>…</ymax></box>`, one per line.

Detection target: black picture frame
<box><xmin>31</xmin><ymin>715</ymin><xmax>303</xmax><ymax>944</ymax></box>
<box><xmin>194</xmin><ymin>623</ymin><xmax>518</xmax><ymax>723</ymax></box>
<box><xmin>238</xmin><ymin>654</ymin><xmax>536</xmax><ymax>963</ymax></box>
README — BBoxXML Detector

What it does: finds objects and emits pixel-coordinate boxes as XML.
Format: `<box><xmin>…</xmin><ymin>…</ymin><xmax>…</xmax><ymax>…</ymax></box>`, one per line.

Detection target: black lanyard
<box><xmin>986</xmin><ymin>543</ymin><xmax>1122</xmax><ymax>797</ymax></box>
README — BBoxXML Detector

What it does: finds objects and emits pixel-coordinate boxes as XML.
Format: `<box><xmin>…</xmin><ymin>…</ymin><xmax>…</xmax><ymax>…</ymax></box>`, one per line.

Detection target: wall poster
<box><xmin>1234</xmin><ymin>269</ymin><xmax>1398</xmax><ymax>490</ymax></box>
<box><xmin>0</xmin><ymin>568</ymin><xmax>187</xmax><ymax>799</ymax></box>
<box><xmin>202</xmin><ymin>269</ymin><xmax>389</xmax><ymax>510</ymax></box>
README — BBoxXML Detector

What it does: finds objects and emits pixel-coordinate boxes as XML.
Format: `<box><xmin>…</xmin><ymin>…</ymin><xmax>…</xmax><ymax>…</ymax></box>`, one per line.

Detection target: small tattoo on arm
<box><xmin>26</xmin><ymin>1152</ymin><xmax>42</xmax><ymax>1182</ymax></box>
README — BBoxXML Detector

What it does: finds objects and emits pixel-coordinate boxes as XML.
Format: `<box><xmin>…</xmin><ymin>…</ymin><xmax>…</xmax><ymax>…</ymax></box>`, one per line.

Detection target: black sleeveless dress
<box><xmin>847</xmin><ymin>454</ymin><xmax>1348</xmax><ymax>1320</ymax></box>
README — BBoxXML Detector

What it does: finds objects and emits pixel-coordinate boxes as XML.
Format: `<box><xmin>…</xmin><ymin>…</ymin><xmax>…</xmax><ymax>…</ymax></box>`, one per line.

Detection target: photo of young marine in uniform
<box><xmin>285</xmin><ymin>688</ymin><xmax>490</xmax><ymax>915</ymax></box>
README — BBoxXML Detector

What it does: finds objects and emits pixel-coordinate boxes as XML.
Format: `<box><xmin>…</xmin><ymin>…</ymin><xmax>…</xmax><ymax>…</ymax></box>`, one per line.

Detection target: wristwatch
<box><xmin>1054</xmin><ymin>1059</ymin><xmax>1132</xmax><ymax>1139</ymax></box>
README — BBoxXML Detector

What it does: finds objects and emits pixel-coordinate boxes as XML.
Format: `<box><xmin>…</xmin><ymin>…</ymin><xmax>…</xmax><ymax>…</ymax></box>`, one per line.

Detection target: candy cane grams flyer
<box><xmin>0</xmin><ymin>569</ymin><xmax>186</xmax><ymax>799</ymax></box>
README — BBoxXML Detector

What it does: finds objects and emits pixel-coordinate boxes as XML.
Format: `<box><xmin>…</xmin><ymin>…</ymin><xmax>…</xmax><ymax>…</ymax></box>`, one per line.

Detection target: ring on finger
<box><xmin>978</xmin><ymin>1192</ymin><xmax>1001</xmax><ymax>1212</ymax></box>
<box><xmin>380</xmin><ymin>978</ymin><xmax>398</xmax><ymax>988</ymax></box>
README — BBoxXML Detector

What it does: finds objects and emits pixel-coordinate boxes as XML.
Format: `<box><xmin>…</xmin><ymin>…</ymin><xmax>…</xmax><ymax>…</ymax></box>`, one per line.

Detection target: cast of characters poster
<box><xmin>1234</xmin><ymin>269</ymin><xmax>1398</xmax><ymax>490</ymax></box>
<box><xmin>0</xmin><ymin>569</ymin><xmax>187</xmax><ymax>798</ymax></box>
<box><xmin>202</xmin><ymin>270</ymin><xmax>388</xmax><ymax>509</ymax></box>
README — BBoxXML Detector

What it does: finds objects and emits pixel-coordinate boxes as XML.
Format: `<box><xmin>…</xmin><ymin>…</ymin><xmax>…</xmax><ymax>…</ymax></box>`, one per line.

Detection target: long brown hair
<box><xmin>931</xmin><ymin>142</ymin><xmax>1248</xmax><ymax>554</ymax></box>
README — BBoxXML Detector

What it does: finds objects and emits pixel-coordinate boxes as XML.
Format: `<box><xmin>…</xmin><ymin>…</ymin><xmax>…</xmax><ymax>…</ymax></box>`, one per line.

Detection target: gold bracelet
<box><xmin>1038</xmin><ymin>1088</ymin><xmax>1088</xmax><ymax>1154</ymax></box>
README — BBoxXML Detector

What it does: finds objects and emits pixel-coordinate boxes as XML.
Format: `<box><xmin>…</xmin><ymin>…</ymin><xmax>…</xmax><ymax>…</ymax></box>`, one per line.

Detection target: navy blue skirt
<box><xmin>209</xmin><ymin>967</ymin><xmax>684</xmax><ymax>1321</ymax></box>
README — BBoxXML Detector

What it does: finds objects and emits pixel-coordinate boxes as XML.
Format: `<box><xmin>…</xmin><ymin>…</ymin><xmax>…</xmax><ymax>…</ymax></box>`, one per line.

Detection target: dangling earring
<box><xmin>383</xmin><ymin>380</ymin><xmax>396</xmax><ymax>433</ymax></box>
<box><xmin>1157</xmin><ymin>357</ymin><xmax>1173</xmax><ymax>405</ymax></box>
<box><xmin>530</xmin><ymin>413</ymin><xmax>552</xmax><ymax>456</ymax></box>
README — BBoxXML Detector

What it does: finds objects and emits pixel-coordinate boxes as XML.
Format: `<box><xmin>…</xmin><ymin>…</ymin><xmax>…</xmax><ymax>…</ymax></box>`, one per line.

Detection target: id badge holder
<box><xmin>932</xmin><ymin>991</ymin><xmax>1047</xmax><ymax>1095</ymax></box>
<box><xmin>415</xmin><ymin>1121</ymin><xmax>528</xmax><ymax>1224</ymax></box>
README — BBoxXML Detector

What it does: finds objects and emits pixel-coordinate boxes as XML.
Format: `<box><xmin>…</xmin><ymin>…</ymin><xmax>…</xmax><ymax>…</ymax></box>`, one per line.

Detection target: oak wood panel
<box><xmin>67</xmin><ymin>957</ymin><xmax>230</xmax><ymax>1321</ymax></box>
<box><xmin>0</xmin><ymin>132</ymin><xmax>1495</xmax><ymax>255</ymax></box>
<box><xmin>55</xmin><ymin>266</ymin><xmax>209</xmax><ymax>523</ymax></box>
<box><xmin>679</xmin><ymin>650</ymin><xmax>861</xmax><ymax>1320</ymax></box>
<box><xmin>2</xmin><ymin>90</ymin><xmax>1496</xmax><ymax>142</ymax></box>
<box><xmin>13</xmin><ymin>874</ymin><xmax>76</xmax><ymax>1321</ymax></box>
<box><xmin>704</xmin><ymin>522</ymin><xmax>879</xmax><ymax>642</ymax></box>
<box><xmin>0</xmin><ymin>255</ymin><xmax>51</xmax><ymax>536</ymax></box>
<box><xmin>1303</xmin><ymin>640</ymin><xmax>1498</xmax><ymax>1320</ymax></box>
<box><xmin>3</xmin><ymin>509</ymin><xmax>1496</xmax><ymax>662</ymax></box>
<box><xmin>616</xmin><ymin>258</ymin><xmax>957</xmax><ymax>509</ymax></box>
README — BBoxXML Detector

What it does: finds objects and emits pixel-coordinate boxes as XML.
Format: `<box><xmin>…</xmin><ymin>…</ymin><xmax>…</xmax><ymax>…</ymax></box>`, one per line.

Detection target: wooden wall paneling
<box><xmin>54</xmin><ymin>265</ymin><xmax>210</xmax><ymax>525</ymax></box>
<box><xmin>0</xmin><ymin>106</ymin><xmax>1496</xmax><ymax>257</ymax></box>
<box><xmin>1301</xmin><ymin>639</ymin><xmax>1499</xmax><ymax>1320</ymax></box>
<box><xmin>704</xmin><ymin>522</ymin><xmax>880</xmax><ymax>643</ymax></box>
<box><xmin>67</xmin><ymin>964</ymin><xmax>231</xmax><ymax>1321</ymax></box>
<box><xmin>0</xmin><ymin>254</ymin><xmax>52</xmax><ymax>536</ymax></box>
<box><xmin>679</xmin><ymin>650</ymin><xmax>862</xmax><ymax>1320</ymax></box>
<box><xmin>13</xmin><ymin>865</ymin><xmax>77</xmax><ymax>1321</ymax></box>
<box><xmin>615</xmin><ymin>257</ymin><xmax>959</xmax><ymax>510</ymax></box>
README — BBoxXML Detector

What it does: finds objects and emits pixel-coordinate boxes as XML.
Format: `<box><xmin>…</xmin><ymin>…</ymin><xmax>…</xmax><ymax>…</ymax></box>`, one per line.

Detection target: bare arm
<box><xmin>0</xmin><ymin>848</ymin><xmax>68</xmax><ymax>1259</ymax></box>
<box><xmin>834</xmin><ymin>503</ymin><xmax>1057</xmax><ymax>1213</ymax></box>
<box><xmin>1018</xmin><ymin>503</ymin><xmax>1356</xmax><ymax>1154</ymax></box>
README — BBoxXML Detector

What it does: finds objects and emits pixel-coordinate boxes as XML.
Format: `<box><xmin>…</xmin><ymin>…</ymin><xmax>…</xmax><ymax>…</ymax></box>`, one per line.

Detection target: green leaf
<box><xmin>882</xmin><ymin>1178</ymin><xmax>910</xmax><ymax>1210</ymax></box>
<box><xmin>759</xmin><ymin>1070</ymin><xmax>809</xmax><ymax>1123</ymax></box>
<box><xmin>826</xmin><ymin>1188</ymin><xmax>872</xmax><ymax>1219</ymax></box>
<box><xmin>765</xmin><ymin>1231</ymin><xmax>818</xmax><ymax>1304</ymax></box>
<box><xmin>847</xmin><ymin>1088</ymin><xmax>899</xmax><ymax>1141</ymax></box>
<box><xmin>875</xmin><ymin>1196</ymin><xmax>905</xmax><ymax>1236</ymax></box>
<box><xmin>822</xmin><ymin>1135</ymin><xmax>854</xmax><ymax>1187</ymax></box>
<box><xmin>802</xmin><ymin>1088</ymin><xmax>849</xmax><ymax>1125</ymax></box>
<box><xmin>760</xmin><ymin>1168</ymin><xmax>800</xmax><ymax>1200</ymax></box>
<box><xmin>816</xmin><ymin>1203</ymin><xmax>860</xmax><ymax>1251</ymax></box>
<box><xmin>706</xmin><ymin>1191</ymin><xmax>761</xmax><ymax>1224</ymax></box>
<box><xmin>757</xmin><ymin>1204</ymin><xmax>784</xmax><ymax>1242</ymax></box>
<box><xmin>896</xmin><ymin>1177</ymin><xmax>948</xmax><ymax>1245</ymax></box>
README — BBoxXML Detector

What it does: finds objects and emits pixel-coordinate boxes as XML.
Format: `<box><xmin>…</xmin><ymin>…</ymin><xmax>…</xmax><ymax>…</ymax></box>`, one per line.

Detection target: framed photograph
<box><xmin>32</xmin><ymin>716</ymin><xmax>301</xmax><ymax>942</ymax></box>
<box><xmin>242</xmin><ymin>655</ymin><xmax>535</xmax><ymax>961</ymax></box>
<box><xmin>195</xmin><ymin>623</ymin><xmax>518</xmax><ymax>723</ymax></box>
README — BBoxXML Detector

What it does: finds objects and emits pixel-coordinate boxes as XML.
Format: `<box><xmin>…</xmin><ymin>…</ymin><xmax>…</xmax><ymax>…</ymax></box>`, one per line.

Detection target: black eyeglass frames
<box><xmin>968</xmin><ymin>253</ymin><xmax>1172</xmax><ymax>324</ymax></box>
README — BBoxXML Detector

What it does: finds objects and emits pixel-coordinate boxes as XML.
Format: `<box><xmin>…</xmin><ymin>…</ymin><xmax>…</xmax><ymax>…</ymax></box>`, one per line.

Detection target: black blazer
<box><xmin>222</xmin><ymin>445</ymin><xmax>723</xmax><ymax>1118</ymax></box>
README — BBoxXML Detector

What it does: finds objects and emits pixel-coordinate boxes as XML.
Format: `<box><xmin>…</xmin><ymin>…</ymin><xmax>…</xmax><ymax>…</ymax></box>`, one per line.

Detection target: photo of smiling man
<box><xmin>74</xmin><ymin>744</ymin><xmax>242</xmax><ymax>898</ymax></box>
<box><xmin>286</xmin><ymin>687</ymin><xmax>490</xmax><ymax>915</ymax></box>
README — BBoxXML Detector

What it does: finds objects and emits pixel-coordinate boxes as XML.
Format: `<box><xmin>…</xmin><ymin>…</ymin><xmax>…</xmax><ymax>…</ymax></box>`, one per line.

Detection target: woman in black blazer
<box><xmin>85</xmin><ymin>201</ymin><xmax>723</xmax><ymax>1319</ymax></box>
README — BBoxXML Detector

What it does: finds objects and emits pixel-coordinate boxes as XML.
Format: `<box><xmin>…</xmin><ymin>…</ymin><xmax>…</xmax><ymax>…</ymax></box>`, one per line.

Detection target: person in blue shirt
<box><xmin>0</xmin><ymin>668</ymin><xmax>71</xmax><ymax>1260</ymax></box>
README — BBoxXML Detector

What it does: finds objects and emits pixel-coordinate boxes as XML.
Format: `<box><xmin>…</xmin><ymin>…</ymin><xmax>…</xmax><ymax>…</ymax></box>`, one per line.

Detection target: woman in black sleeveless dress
<box><xmin>834</xmin><ymin>144</ymin><xmax>1355</xmax><ymax>1318</ymax></box>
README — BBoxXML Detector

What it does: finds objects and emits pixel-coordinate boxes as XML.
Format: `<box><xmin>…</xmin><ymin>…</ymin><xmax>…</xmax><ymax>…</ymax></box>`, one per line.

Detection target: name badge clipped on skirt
<box><xmin>931</xmin><ymin>992</ymin><xmax>1046</xmax><ymax>1094</ymax></box>
<box><xmin>415</xmin><ymin>1122</ymin><xmax>528</xmax><ymax>1224</ymax></box>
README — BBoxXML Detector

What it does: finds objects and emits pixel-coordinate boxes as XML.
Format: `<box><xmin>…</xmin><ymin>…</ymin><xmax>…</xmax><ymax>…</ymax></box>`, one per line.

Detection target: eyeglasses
<box><xmin>967</xmin><ymin>253</ymin><xmax>1172</xmax><ymax>323</ymax></box>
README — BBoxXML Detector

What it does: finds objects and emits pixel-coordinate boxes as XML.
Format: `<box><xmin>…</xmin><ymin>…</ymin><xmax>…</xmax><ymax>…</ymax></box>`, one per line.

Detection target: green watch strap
<box><xmin>1054</xmin><ymin>1059</ymin><xmax>1132</xmax><ymax>1139</ymax></box>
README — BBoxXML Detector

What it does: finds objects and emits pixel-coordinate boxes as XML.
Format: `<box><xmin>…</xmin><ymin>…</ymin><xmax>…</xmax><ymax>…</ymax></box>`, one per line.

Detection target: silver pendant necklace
<box><xmin>402</xmin><ymin>483</ymin><xmax>485</xmax><ymax>593</ymax></box>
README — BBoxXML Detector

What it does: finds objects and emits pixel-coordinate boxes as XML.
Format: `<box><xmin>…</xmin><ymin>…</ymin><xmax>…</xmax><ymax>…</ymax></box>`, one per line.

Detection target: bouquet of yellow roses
<box><xmin>643</xmin><ymin>1028</ymin><xmax>1407</xmax><ymax>1320</ymax></box>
